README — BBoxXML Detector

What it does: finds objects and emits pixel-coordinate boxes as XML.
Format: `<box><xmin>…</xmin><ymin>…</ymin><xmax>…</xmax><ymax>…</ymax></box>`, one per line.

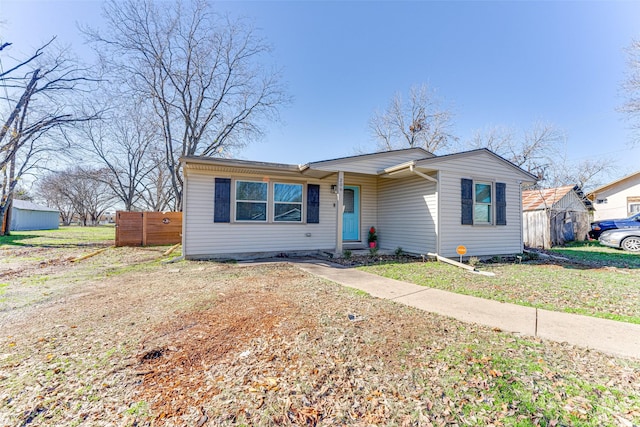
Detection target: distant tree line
<box><xmin>1</xmin><ymin>2</ymin><xmax>638</xmax><ymax>235</ymax></box>
<box><xmin>0</xmin><ymin>0</ymin><xmax>288</xmax><ymax>233</ymax></box>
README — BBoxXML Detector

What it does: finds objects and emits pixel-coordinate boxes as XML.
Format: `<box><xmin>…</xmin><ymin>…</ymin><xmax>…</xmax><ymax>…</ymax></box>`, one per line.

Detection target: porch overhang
<box><xmin>377</xmin><ymin>161</ymin><xmax>438</xmax><ymax>182</ymax></box>
<box><xmin>181</xmin><ymin>156</ymin><xmax>335</xmax><ymax>179</ymax></box>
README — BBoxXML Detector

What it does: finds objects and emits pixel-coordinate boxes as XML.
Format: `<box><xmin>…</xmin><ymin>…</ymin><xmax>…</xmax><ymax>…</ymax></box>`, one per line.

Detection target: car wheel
<box><xmin>621</xmin><ymin>236</ymin><xmax>640</xmax><ymax>252</ymax></box>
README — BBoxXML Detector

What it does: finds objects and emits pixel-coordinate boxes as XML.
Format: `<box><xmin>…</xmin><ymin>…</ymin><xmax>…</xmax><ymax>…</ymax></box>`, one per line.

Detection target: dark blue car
<box><xmin>589</xmin><ymin>212</ymin><xmax>640</xmax><ymax>239</ymax></box>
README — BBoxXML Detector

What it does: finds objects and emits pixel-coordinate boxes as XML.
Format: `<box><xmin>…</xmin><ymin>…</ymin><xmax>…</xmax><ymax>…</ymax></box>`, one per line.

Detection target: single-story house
<box><xmin>180</xmin><ymin>148</ymin><xmax>537</xmax><ymax>260</ymax></box>
<box><xmin>10</xmin><ymin>199</ymin><xmax>60</xmax><ymax>231</ymax></box>
<box><xmin>587</xmin><ymin>171</ymin><xmax>640</xmax><ymax>221</ymax></box>
<box><xmin>522</xmin><ymin>185</ymin><xmax>593</xmax><ymax>249</ymax></box>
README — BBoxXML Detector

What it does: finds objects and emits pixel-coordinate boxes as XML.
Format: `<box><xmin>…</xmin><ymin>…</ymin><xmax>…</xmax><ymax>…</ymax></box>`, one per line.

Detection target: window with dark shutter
<box><xmin>306</xmin><ymin>184</ymin><xmax>320</xmax><ymax>224</ymax></box>
<box><xmin>461</xmin><ymin>178</ymin><xmax>473</xmax><ymax>225</ymax></box>
<box><xmin>495</xmin><ymin>182</ymin><xmax>506</xmax><ymax>226</ymax></box>
<box><xmin>214</xmin><ymin>178</ymin><xmax>231</xmax><ymax>223</ymax></box>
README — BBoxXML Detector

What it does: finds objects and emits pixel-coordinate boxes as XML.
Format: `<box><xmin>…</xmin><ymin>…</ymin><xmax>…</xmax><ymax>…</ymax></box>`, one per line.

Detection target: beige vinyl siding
<box><xmin>183</xmin><ymin>170</ymin><xmax>335</xmax><ymax>258</ymax></box>
<box><xmin>592</xmin><ymin>175</ymin><xmax>640</xmax><ymax>220</ymax></box>
<box><xmin>436</xmin><ymin>151</ymin><xmax>526</xmax><ymax>257</ymax></box>
<box><xmin>311</xmin><ymin>149</ymin><xmax>431</xmax><ymax>175</ymax></box>
<box><xmin>377</xmin><ymin>175</ymin><xmax>437</xmax><ymax>254</ymax></box>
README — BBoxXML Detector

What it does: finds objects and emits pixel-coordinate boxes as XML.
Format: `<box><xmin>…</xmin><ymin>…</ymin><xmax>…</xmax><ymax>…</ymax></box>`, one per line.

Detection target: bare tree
<box><xmin>620</xmin><ymin>39</ymin><xmax>640</xmax><ymax>144</ymax></box>
<box><xmin>84</xmin><ymin>0</ymin><xmax>289</xmax><ymax>210</ymax></box>
<box><xmin>468</xmin><ymin>122</ymin><xmax>565</xmax><ymax>185</ymax></box>
<box><xmin>137</xmin><ymin>149</ymin><xmax>174</xmax><ymax>211</ymax></box>
<box><xmin>40</xmin><ymin>168</ymin><xmax>114</xmax><ymax>226</ymax></box>
<box><xmin>369</xmin><ymin>84</ymin><xmax>456</xmax><ymax>153</ymax></box>
<box><xmin>37</xmin><ymin>172</ymin><xmax>76</xmax><ymax>225</ymax></box>
<box><xmin>0</xmin><ymin>39</ymin><xmax>98</xmax><ymax>234</ymax></box>
<box><xmin>77</xmin><ymin>101</ymin><xmax>161</xmax><ymax>211</ymax></box>
<box><xmin>547</xmin><ymin>157</ymin><xmax>616</xmax><ymax>192</ymax></box>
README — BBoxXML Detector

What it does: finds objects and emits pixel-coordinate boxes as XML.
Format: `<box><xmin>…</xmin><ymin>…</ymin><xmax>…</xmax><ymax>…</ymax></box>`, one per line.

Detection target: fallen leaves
<box><xmin>2</xmin><ymin>257</ymin><xmax>639</xmax><ymax>426</ymax></box>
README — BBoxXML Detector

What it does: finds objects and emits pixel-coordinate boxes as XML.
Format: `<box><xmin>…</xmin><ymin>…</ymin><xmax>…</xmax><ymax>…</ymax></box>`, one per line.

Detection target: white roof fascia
<box><xmin>181</xmin><ymin>156</ymin><xmax>336</xmax><ymax>180</ymax></box>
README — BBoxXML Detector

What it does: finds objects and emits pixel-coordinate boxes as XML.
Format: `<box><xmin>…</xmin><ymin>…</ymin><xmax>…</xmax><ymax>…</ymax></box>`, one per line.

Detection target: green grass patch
<box><xmin>344</xmin><ymin>286</ymin><xmax>370</xmax><ymax>297</ymax></box>
<box><xmin>0</xmin><ymin>226</ymin><xmax>114</xmax><ymax>248</ymax></box>
<box><xmin>359</xmin><ymin>260</ymin><xmax>640</xmax><ymax>323</ymax></box>
<box><xmin>549</xmin><ymin>241</ymin><xmax>640</xmax><ymax>269</ymax></box>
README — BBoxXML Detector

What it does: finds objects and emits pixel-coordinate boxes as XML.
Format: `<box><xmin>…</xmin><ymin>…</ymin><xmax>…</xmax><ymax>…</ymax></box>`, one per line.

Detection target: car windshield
<box><xmin>630</xmin><ymin>212</ymin><xmax>640</xmax><ymax>221</ymax></box>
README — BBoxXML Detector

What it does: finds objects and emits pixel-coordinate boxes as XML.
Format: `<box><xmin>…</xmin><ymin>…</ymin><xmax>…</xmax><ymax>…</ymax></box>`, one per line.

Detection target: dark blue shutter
<box><xmin>496</xmin><ymin>182</ymin><xmax>506</xmax><ymax>226</ymax></box>
<box><xmin>461</xmin><ymin>178</ymin><xmax>473</xmax><ymax>225</ymax></box>
<box><xmin>307</xmin><ymin>184</ymin><xmax>320</xmax><ymax>224</ymax></box>
<box><xmin>214</xmin><ymin>178</ymin><xmax>231</xmax><ymax>223</ymax></box>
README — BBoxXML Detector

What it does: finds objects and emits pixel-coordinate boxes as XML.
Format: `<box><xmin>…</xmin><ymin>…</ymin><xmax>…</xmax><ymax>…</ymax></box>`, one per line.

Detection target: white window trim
<box><xmin>473</xmin><ymin>181</ymin><xmax>494</xmax><ymax>226</ymax></box>
<box><xmin>234</xmin><ymin>180</ymin><xmax>268</xmax><ymax>222</ymax></box>
<box><xmin>273</xmin><ymin>182</ymin><xmax>303</xmax><ymax>223</ymax></box>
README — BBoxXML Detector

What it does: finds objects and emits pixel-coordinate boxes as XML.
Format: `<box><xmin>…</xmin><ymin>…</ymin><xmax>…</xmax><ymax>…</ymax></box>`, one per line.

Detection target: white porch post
<box><xmin>335</xmin><ymin>171</ymin><xmax>344</xmax><ymax>255</ymax></box>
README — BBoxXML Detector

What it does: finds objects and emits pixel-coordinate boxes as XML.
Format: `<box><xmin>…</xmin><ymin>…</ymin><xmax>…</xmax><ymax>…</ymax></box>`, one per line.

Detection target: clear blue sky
<box><xmin>2</xmin><ymin>0</ymin><xmax>640</xmax><ymax>177</ymax></box>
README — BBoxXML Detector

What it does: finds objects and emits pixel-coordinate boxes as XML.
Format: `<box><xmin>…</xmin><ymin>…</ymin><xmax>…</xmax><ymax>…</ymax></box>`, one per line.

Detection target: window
<box><xmin>274</xmin><ymin>183</ymin><xmax>303</xmax><ymax>222</ymax></box>
<box><xmin>628</xmin><ymin>197</ymin><xmax>640</xmax><ymax>216</ymax></box>
<box><xmin>461</xmin><ymin>179</ymin><xmax>506</xmax><ymax>226</ymax></box>
<box><xmin>474</xmin><ymin>182</ymin><xmax>492</xmax><ymax>224</ymax></box>
<box><xmin>214</xmin><ymin>179</ymin><xmax>319</xmax><ymax>224</ymax></box>
<box><xmin>343</xmin><ymin>188</ymin><xmax>355</xmax><ymax>213</ymax></box>
<box><xmin>236</xmin><ymin>181</ymin><xmax>267</xmax><ymax>221</ymax></box>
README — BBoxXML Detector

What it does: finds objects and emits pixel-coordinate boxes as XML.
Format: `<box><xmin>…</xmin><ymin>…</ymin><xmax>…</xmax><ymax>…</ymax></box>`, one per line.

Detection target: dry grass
<box><xmin>0</xmin><ymin>240</ymin><xmax>639</xmax><ymax>426</ymax></box>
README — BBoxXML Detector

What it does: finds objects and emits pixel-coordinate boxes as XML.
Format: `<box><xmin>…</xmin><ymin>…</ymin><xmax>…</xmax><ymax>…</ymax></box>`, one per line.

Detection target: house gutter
<box><xmin>409</xmin><ymin>165</ymin><xmax>438</xmax><ymax>183</ymax></box>
<box><xmin>379</xmin><ymin>162</ymin><xmax>438</xmax><ymax>183</ymax></box>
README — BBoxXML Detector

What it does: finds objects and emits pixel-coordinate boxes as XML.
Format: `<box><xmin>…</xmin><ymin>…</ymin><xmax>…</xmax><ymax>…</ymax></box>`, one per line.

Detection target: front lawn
<box><xmin>359</xmin><ymin>254</ymin><xmax>640</xmax><ymax>324</ymax></box>
<box><xmin>1</xmin><ymin>254</ymin><xmax>639</xmax><ymax>426</ymax></box>
<box><xmin>549</xmin><ymin>241</ymin><xmax>640</xmax><ymax>269</ymax></box>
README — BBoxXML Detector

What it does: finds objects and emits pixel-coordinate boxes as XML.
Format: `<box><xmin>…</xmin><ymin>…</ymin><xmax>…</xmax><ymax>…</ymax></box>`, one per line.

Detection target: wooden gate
<box><xmin>115</xmin><ymin>211</ymin><xmax>182</xmax><ymax>247</ymax></box>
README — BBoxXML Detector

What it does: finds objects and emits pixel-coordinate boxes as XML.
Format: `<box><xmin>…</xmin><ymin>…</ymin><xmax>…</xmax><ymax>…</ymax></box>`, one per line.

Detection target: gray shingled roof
<box><xmin>11</xmin><ymin>199</ymin><xmax>59</xmax><ymax>213</ymax></box>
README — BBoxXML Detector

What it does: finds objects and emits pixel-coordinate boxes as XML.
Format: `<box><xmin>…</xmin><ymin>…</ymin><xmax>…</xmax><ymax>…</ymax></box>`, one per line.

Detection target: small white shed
<box><xmin>10</xmin><ymin>200</ymin><xmax>60</xmax><ymax>231</ymax></box>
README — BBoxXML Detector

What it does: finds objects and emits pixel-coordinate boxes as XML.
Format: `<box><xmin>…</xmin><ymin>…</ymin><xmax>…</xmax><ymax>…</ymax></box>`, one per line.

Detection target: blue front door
<box><xmin>342</xmin><ymin>186</ymin><xmax>360</xmax><ymax>241</ymax></box>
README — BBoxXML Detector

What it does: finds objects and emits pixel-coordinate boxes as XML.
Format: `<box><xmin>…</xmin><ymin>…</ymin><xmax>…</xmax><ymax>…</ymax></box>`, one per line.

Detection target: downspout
<box><xmin>409</xmin><ymin>165</ymin><xmax>438</xmax><ymax>183</ymax></box>
<box><xmin>518</xmin><ymin>180</ymin><xmax>523</xmax><ymax>253</ymax></box>
<box><xmin>181</xmin><ymin>164</ymin><xmax>188</xmax><ymax>258</ymax></box>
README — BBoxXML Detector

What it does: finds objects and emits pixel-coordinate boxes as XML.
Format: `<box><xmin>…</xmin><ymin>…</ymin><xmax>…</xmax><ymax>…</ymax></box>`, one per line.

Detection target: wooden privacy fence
<box><xmin>115</xmin><ymin>211</ymin><xmax>182</xmax><ymax>247</ymax></box>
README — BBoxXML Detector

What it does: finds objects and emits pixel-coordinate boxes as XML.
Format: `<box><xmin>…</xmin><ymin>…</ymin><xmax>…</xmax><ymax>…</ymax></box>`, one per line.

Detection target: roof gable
<box><xmin>522</xmin><ymin>185</ymin><xmax>593</xmax><ymax>211</ymax></box>
<box><xmin>587</xmin><ymin>170</ymin><xmax>640</xmax><ymax>199</ymax></box>
<box><xmin>307</xmin><ymin>147</ymin><xmax>434</xmax><ymax>174</ymax></box>
<box><xmin>415</xmin><ymin>148</ymin><xmax>538</xmax><ymax>182</ymax></box>
<box><xmin>523</xmin><ymin>185</ymin><xmax>575</xmax><ymax>210</ymax></box>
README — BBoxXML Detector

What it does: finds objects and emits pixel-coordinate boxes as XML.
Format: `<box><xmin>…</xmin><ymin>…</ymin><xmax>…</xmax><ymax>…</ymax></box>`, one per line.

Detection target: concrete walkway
<box><xmin>291</xmin><ymin>259</ymin><xmax>640</xmax><ymax>360</ymax></box>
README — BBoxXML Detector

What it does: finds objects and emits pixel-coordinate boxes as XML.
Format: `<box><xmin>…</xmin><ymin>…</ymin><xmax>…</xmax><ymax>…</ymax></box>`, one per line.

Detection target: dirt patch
<box><xmin>137</xmin><ymin>287</ymin><xmax>314</xmax><ymax>419</ymax></box>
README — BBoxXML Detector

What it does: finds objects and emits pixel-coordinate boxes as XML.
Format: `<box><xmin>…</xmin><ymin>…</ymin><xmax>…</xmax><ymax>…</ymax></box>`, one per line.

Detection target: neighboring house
<box><xmin>10</xmin><ymin>200</ymin><xmax>60</xmax><ymax>231</ymax></box>
<box><xmin>587</xmin><ymin>171</ymin><xmax>640</xmax><ymax>221</ymax></box>
<box><xmin>181</xmin><ymin>148</ymin><xmax>537</xmax><ymax>260</ymax></box>
<box><xmin>522</xmin><ymin>185</ymin><xmax>593</xmax><ymax>249</ymax></box>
